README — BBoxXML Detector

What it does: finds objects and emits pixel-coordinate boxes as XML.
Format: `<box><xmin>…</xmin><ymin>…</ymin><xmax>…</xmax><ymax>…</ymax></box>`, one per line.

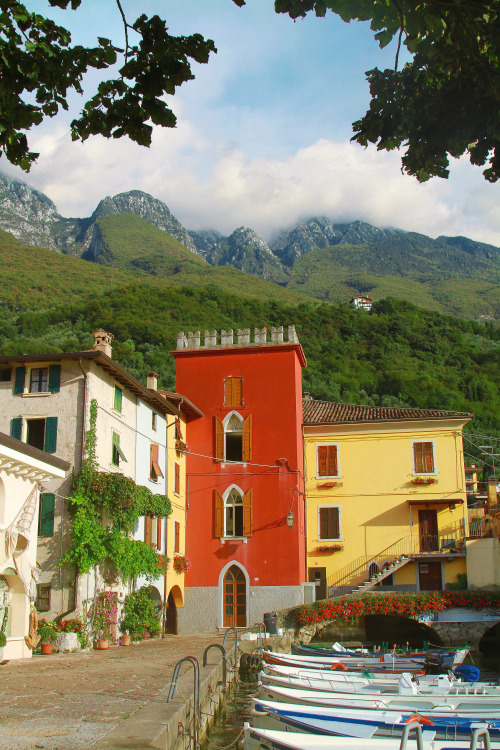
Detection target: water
<box><xmin>202</xmin><ymin>652</ymin><xmax>500</xmax><ymax>750</ymax></box>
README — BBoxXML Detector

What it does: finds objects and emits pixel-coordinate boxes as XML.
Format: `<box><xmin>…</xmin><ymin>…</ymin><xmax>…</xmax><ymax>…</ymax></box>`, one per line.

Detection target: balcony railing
<box><xmin>326</xmin><ymin>521</ymin><xmax>466</xmax><ymax>598</ymax></box>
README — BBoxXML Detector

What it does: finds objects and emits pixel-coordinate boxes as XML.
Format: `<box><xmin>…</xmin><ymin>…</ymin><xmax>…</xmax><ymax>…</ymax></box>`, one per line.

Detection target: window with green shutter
<box><xmin>112</xmin><ymin>431</ymin><xmax>127</xmax><ymax>467</ymax></box>
<box><xmin>14</xmin><ymin>366</ymin><xmax>25</xmax><ymax>394</ymax></box>
<box><xmin>11</xmin><ymin>417</ymin><xmax>22</xmax><ymax>440</ymax></box>
<box><xmin>39</xmin><ymin>493</ymin><xmax>55</xmax><ymax>536</ymax></box>
<box><xmin>114</xmin><ymin>385</ymin><xmax>123</xmax><ymax>413</ymax></box>
<box><xmin>48</xmin><ymin>364</ymin><xmax>61</xmax><ymax>393</ymax></box>
<box><xmin>44</xmin><ymin>417</ymin><xmax>58</xmax><ymax>453</ymax></box>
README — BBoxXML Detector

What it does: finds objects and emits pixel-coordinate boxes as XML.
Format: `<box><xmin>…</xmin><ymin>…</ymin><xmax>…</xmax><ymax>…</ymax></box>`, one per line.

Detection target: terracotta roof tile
<box><xmin>302</xmin><ymin>399</ymin><xmax>472</xmax><ymax>425</ymax></box>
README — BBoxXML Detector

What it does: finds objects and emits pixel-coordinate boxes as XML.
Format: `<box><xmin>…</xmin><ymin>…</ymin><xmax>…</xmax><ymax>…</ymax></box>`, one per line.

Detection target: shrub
<box><xmin>120</xmin><ymin>587</ymin><xmax>161</xmax><ymax>639</ymax></box>
<box><xmin>0</xmin><ymin>631</ymin><xmax>6</xmax><ymax>647</ymax></box>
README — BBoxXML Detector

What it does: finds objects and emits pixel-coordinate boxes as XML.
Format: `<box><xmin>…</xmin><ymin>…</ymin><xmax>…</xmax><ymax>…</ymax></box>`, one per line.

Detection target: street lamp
<box><xmin>286</xmin><ymin>489</ymin><xmax>304</xmax><ymax>529</ymax></box>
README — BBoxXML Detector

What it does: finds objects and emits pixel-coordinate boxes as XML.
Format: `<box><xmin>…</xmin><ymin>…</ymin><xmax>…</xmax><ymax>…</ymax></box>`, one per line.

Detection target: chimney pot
<box><xmin>147</xmin><ymin>372</ymin><xmax>158</xmax><ymax>390</ymax></box>
<box><xmin>92</xmin><ymin>329</ymin><xmax>114</xmax><ymax>358</ymax></box>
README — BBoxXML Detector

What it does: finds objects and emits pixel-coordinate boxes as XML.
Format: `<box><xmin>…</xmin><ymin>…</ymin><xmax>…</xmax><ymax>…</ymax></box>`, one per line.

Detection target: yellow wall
<box><xmin>166</xmin><ymin>414</ymin><xmax>187</xmax><ymax>606</ymax></box>
<box><xmin>304</xmin><ymin>419</ymin><xmax>468</xmax><ymax>594</ymax></box>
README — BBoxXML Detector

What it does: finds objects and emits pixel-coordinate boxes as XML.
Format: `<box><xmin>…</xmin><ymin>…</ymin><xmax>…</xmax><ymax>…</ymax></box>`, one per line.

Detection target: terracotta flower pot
<box><xmin>41</xmin><ymin>643</ymin><xmax>53</xmax><ymax>655</ymax></box>
<box><xmin>121</xmin><ymin>634</ymin><xmax>131</xmax><ymax>646</ymax></box>
<box><xmin>96</xmin><ymin>638</ymin><xmax>109</xmax><ymax>650</ymax></box>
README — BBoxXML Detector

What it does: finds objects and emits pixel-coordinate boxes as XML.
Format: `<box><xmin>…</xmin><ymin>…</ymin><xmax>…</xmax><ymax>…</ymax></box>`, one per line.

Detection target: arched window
<box><xmin>215</xmin><ymin>486</ymin><xmax>253</xmax><ymax>538</ymax></box>
<box><xmin>225</xmin><ymin>488</ymin><xmax>243</xmax><ymax>537</ymax></box>
<box><xmin>214</xmin><ymin>412</ymin><xmax>252</xmax><ymax>463</ymax></box>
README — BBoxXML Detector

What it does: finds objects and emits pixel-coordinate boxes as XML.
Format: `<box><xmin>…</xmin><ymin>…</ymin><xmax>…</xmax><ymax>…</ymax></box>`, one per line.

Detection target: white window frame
<box><xmin>316</xmin><ymin>443</ymin><xmax>341</xmax><ymax>479</ymax></box>
<box><xmin>28</xmin><ymin>367</ymin><xmax>49</xmax><ymax>394</ymax></box>
<box><xmin>221</xmin><ymin>483</ymin><xmax>247</xmax><ymax>541</ymax></box>
<box><xmin>317</xmin><ymin>504</ymin><xmax>342</xmax><ymax>541</ymax></box>
<box><xmin>222</xmin><ymin>410</ymin><xmax>246</xmax><ymax>466</ymax></box>
<box><xmin>411</xmin><ymin>439</ymin><xmax>437</xmax><ymax>475</ymax></box>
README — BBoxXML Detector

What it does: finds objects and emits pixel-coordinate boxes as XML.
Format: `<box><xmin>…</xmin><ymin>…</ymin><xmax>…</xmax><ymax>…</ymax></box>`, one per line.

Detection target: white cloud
<box><xmin>4</xmin><ymin>121</ymin><xmax>500</xmax><ymax>248</ymax></box>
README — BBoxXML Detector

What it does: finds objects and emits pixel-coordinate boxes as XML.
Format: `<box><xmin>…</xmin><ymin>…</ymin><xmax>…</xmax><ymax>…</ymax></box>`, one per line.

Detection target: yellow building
<box><xmin>303</xmin><ymin>400</ymin><xmax>472</xmax><ymax>600</ymax></box>
<box><xmin>159</xmin><ymin>391</ymin><xmax>202</xmax><ymax>634</ymax></box>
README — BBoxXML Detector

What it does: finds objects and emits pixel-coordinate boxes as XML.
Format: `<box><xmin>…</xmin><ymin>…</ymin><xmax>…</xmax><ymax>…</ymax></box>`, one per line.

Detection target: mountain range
<box><xmin>0</xmin><ymin>173</ymin><xmax>498</xmax><ymax>322</ymax></box>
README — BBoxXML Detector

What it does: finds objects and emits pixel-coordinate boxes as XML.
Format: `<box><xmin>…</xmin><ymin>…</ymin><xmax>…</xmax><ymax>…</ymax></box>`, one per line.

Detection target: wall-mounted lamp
<box><xmin>286</xmin><ymin>488</ymin><xmax>304</xmax><ymax>529</ymax></box>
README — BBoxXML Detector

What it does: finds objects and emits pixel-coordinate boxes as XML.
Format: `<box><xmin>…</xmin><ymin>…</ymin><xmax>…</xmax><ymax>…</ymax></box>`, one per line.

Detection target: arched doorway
<box><xmin>165</xmin><ymin>591</ymin><xmax>177</xmax><ymax>635</ymax></box>
<box><xmin>223</xmin><ymin>565</ymin><xmax>246</xmax><ymax>627</ymax></box>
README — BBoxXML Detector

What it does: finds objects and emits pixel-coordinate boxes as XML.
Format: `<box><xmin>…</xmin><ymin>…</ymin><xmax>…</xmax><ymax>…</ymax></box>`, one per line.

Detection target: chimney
<box><xmin>147</xmin><ymin>372</ymin><xmax>158</xmax><ymax>390</ymax></box>
<box><xmin>92</xmin><ymin>329</ymin><xmax>114</xmax><ymax>357</ymax></box>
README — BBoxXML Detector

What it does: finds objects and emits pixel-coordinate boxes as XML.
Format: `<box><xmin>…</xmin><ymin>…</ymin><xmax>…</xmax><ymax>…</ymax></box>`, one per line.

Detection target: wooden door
<box><xmin>419</xmin><ymin>561</ymin><xmax>442</xmax><ymax>591</ymax></box>
<box><xmin>308</xmin><ymin>567</ymin><xmax>327</xmax><ymax>601</ymax></box>
<box><xmin>418</xmin><ymin>509</ymin><xmax>439</xmax><ymax>552</ymax></box>
<box><xmin>223</xmin><ymin>566</ymin><xmax>246</xmax><ymax>627</ymax></box>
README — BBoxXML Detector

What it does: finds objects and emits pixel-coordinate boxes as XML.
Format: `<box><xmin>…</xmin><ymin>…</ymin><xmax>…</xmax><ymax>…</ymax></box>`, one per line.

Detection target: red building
<box><xmin>173</xmin><ymin>326</ymin><xmax>309</xmax><ymax>632</ymax></box>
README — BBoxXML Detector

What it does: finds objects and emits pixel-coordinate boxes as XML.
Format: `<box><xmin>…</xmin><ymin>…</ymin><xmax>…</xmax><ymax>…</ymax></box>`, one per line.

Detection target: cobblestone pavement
<box><xmin>0</xmin><ymin>634</ymin><xmax>227</xmax><ymax>750</ymax></box>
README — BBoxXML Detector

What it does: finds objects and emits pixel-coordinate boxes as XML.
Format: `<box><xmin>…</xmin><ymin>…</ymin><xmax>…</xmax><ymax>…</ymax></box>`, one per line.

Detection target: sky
<box><xmin>2</xmin><ymin>0</ymin><xmax>500</xmax><ymax>246</ymax></box>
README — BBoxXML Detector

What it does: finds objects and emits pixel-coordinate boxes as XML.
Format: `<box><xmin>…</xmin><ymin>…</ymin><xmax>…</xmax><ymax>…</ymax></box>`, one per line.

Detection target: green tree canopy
<box><xmin>0</xmin><ymin>0</ymin><xmax>216</xmax><ymax>170</ymax></box>
<box><xmin>3</xmin><ymin>0</ymin><xmax>500</xmax><ymax>182</ymax></box>
<box><xmin>273</xmin><ymin>0</ymin><xmax>500</xmax><ymax>182</ymax></box>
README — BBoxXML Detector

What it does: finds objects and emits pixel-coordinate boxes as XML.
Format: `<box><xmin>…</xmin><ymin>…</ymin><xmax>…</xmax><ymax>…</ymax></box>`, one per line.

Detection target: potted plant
<box><xmin>120</xmin><ymin>632</ymin><xmax>131</xmax><ymax>647</ymax></box>
<box><xmin>38</xmin><ymin>623</ymin><xmax>57</xmax><ymax>654</ymax></box>
<box><xmin>0</xmin><ymin>630</ymin><xmax>6</xmax><ymax>662</ymax></box>
<box><xmin>89</xmin><ymin>591</ymin><xmax>117</xmax><ymax>650</ymax></box>
<box><xmin>173</xmin><ymin>555</ymin><xmax>191</xmax><ymax>574</ymax></box>
<box><xmin>175</xmin><ymin>440</ymin><xmax>188</xmax><ymax>453</ymax></box>
<box><xmin>120</xmin><ymin>587</ymin><xmax>161</xmax><ymax>642</ymax></box>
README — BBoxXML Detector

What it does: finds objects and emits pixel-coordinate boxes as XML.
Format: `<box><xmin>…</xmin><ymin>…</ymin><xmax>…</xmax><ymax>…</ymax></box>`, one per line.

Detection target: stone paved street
<box><xmin>0</xmin><ymin>634</ymin><xmax>227</xmax><ymax>750</ymax></box>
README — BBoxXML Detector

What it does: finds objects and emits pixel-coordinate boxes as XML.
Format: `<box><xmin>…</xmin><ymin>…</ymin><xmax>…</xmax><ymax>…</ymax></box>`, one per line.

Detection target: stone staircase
<box><xmin>353</xmin><ymin>555</ymin><xmax>411</xmax><ymax>593</ymax></box>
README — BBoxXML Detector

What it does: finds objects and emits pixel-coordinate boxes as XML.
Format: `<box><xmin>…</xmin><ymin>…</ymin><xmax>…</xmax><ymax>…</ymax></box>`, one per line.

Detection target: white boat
<box><xmin>262</xmin><ymin>650</ymin><xmax>440</xmax><ymax>672</ymax></box>
<box><xmin>244</xmin><ymin>723</ymin><xmax>497</xmax><ymax>750</ymax></box>
<box><xmin>255</xmin><ymin>688</ymin><xmax>500</xmax><ymax>720</ymax></box>
<box><xmin>255</xmin><ymin>676</ymin><xmax>500</xmax><ymax>711</ymax></box>
<box><xmin>250</xmin><ymin>697</ymin><xmax>500</xmax><ymax>740</ymax></box>
<box><xmin>260</xmin><ymin>667</ymin><xmax>465</xmax><ymax>693</ymax></box>
<box><xmin>259</xmin><ymin>674</ymin><xmax>500</xmax><ymax>699</ymax></box>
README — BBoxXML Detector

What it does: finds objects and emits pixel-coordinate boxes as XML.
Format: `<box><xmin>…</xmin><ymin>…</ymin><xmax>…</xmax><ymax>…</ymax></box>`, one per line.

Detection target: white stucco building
<box><xmin>0</xmin><ymin>433</ymin><xmax>68</xmax><ymax>659</ymax></box>
<box><xmin>0</xmin><ymin>331</ymin><xmax>182</xmax><ymax>622</ymax></box>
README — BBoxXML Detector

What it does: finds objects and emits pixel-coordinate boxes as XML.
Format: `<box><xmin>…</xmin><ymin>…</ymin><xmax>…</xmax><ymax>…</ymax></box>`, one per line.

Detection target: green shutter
<box><xmin>39</xmin><ymin>493</ymin><xmax>55</xmax><ymax>536</ymax></box>
<box><xmin>10</xmin><ymin>417</ymin><xmax>22</xmax><ymax>440</ymax></box>
<box><xmin>44</xmin><ymin>417</ymin><xmax>58</xmax><ymax>453</ymax></box>
<box><xmin>114</xmin><ymin>385</ymin><xmax>122</xmax><ymax>412</ymax></box>
<box><xmin>48</xmin><ymin>364</ymin><xmax>61</xmax><ymax>393</ymax></box>
<box><xmin>14</xmin><ymin>366</ymin><xmax>25</xmax><ymax>394</ymax></box>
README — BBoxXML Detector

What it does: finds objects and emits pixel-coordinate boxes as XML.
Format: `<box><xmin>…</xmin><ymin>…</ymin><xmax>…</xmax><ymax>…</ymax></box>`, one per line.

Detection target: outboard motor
<box><xmin>424</xmin><ymin>649</ymin><xmax>455</xmax><ymax>674</ymax></box>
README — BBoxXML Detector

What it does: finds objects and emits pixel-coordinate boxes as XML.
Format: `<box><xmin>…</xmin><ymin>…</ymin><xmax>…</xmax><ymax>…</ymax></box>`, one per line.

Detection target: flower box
<box><xmin>314</xmin><ymin>544</ymin><xmax>344</xmax><ymax>554</ymax></box>
<box><xmin>173</xmin><ymin>555</ymin><xmax>192</xmax><ymax>574</ymax></box>
<box><xmin>175</xmin><ymin>440</ymin><xmax>188</xmax><ymax>453</ymax></box>
<box><xmin>412</xmin><ymin>476</ymin><xmax>437</xmax><ymax>485</ymax></box>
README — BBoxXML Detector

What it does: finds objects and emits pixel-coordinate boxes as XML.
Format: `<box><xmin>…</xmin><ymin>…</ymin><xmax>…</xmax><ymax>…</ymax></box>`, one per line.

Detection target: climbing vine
<box><xmin>61</xmin><ymin>398</ymin><xmax>171</xmax><ymax>579</ymax></box>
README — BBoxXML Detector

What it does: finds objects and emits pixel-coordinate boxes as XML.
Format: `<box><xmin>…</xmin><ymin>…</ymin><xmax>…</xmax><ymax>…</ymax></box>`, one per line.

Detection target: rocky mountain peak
<box><xmin>0</xmin><ymin>173</ymin><xmax>62</xmax><ymax>249</ymax></box>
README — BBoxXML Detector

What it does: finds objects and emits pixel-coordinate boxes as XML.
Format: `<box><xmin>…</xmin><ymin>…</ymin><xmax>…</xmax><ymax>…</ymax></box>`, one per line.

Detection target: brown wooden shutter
<box><xmin>224</xmin><ymin>377</ymin><xmax>243</xmax><ymax>407</ymax></box>
<box><xmin>328</xmin><ymin>446</ymin><xmax>338</xmax><ymax>476</ymax></box>
<box><xmin>414</xmin><ymin>442</ymin><xmax>433</xmax><ymax>473</ymax></box>
<box><xmin>145</xmin><ymin>515</ymin><xmax>152</xmax><ymax>546</ymax></box>
<box><xmin>175</xmin><ymin>419</ymin><xmax>182</xmax><ymax>441</ymax></box>
<box><xmin>423</xmin><ymin>442</ymin><xmax>434</xmax><ymax>472</ymax></box>
<box><xmin>318</xmin><ymin>446</ymin><xmax>328</xmax><ymax>476</ymax></box>
<box><xmin>242</xmin><ymin>489</ymin><xmax>253</xmax><ymax>537</ymax></box>
<box><xmin>174</xmin><ymin>462</ymin><xmax>180</xmax><ymax>494</ymax></box>
<box><xmin>150</xmin><ymin>443</ymin><xmax>163</xmax><ymax>480</ymax></box>
<box><xmin>215</xmin><ymin>416</ymin><xmax>224</xmax><ymax>460</ymax></box>
<box><xmin>156</xmin><ymin>517</ymin><xmax>162</xmax><ymax>550</ymax></box>
<box><xmin>215</xmin><ymin>490</ymin><xmax>224</xmax><ymax>537</ymax></box>
<box><xmin>319</xmin><ymin>507</ymin><xmax>339</xmax><ymax>539</ymax></box>
<box><xmin>174</xmin><ymin>520</ymin><xmax>180</xmax><ymax>553</ymax></box>
<box><xmin>242</xmin><ymin>414</ymin><xmax>252</xmax><ymax>461</ymax></box>
<box><xmin>318</xmin><ymin>446</ymin><xmax>337</xmax><ymax>476</ymax></box>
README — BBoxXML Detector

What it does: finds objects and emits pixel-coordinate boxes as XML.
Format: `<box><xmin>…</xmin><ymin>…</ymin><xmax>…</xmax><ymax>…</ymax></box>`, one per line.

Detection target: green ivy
<box><xmin>61</xmin><ymin>399</ymin><xmax>171</xmax><ymax>580</ymax></box>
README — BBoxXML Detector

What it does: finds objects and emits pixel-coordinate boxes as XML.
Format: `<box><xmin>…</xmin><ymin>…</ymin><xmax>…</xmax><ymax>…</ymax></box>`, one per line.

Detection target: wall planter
<box><xmin>314</xmin><ymin>544</ymin><xmax>344</xmax><ymax>554</ymax></box>
<box><xmin>412</xmin><ymin>477</ymin><xmax>437</xmax><ymax>485</ymax></box>
<box><xmin>41</xmin><ymin>643</ymin><xmax>53</xmax><ymax>655</ymax></box>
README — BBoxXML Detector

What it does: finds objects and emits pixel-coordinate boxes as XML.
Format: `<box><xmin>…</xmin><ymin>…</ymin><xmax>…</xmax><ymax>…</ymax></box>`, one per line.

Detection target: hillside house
<box><xmin>303</xmin><ymin>400</ymin><xmax>472</xmax><ymax>599</ymax></box>
<box><xmin>0</xmin><ymin>332</ymin><xmax>187</xmax><ymax>625</ymax></box>
<box><xmin>172</xmin><ymin>326</ymin><xmax>312</xmax><ymax>633</ymax></box>
<box><xmin>0</xmin><ymin>433</ymin><xmax>68</xmax><ymax>659</ymax></box>
<box><xmin>350</xmin><ymin>295</ymin><xmax>373</xmax><ymax>311</ymax></box>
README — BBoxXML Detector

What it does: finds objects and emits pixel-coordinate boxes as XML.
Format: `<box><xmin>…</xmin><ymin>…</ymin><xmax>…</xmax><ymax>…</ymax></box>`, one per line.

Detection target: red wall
<box><xmin>174</xmin><ymin>344</ymin><xmax>306</xmax><ymax>588</ymax></box>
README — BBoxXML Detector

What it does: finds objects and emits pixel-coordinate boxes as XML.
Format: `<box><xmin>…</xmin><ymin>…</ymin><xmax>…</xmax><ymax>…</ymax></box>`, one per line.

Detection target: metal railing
<box><xmin>326</xmin><ymin>521</ymin><xmax>466</xmax><ymax>597</ymax></box>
